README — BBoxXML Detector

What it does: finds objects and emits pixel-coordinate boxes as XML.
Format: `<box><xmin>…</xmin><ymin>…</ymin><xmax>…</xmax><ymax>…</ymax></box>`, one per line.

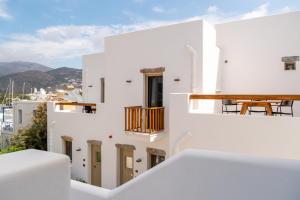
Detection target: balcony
<box><xmin>125</xmin><ymin>106</ymin><xmax>164</xmax><ymax>134</ymax></box>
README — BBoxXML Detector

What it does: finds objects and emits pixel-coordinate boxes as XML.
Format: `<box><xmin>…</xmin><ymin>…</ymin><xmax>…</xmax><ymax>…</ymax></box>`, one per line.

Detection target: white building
<box><xmin>47</xmin><ymin>11</ymin><xmax>300</xmax><ymax>189</ymax></box>
<box><xmin>13</xmin><ymin>101</ymin><xmax>45</xmax><ymax>134</ymax></box>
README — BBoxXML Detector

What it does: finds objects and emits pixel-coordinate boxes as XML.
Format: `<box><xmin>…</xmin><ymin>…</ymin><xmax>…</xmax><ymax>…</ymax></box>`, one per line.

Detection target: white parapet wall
<box><xmin>0</xmin><ymin>149</ymin><xmax>70</xmax><ymax>200</ymax></box>
<box><xmin>170</xmin><ymin>93</ymin><xmax>300</xmax><ymax>160</ymax></box>
<box><xmin>1</xmin><ymin>149</ymin><xmax>300</xmax><ymax>200</ymax></box>
<box><xmin>70</xmin><ymin>149</ymin><xmax>300</xmax><ymax>200</ymax></box>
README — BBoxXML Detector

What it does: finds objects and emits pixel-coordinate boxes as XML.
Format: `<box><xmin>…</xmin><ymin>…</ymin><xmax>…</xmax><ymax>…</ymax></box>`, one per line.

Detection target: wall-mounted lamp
<box><xmin>76</xmin><ymin>148</ymin><xmax>81</xmax><ymax>152</ymax></box>
<box><xmin>136</xmin><ymin>158</ymin><xmax>142</xmax><ymax>163</ymax></box>
<box><xmin>108</xmin><ymin>134</ymin><xmax>113</xmax><ymax>139</ymax></box>
<box><xmin>174</xmin><ymin>78</ymin><xmax>180</xmax><ymax>82</ymax></box>
<box><xmin>126</xmin><ymin>80</ymin><xmax>132</xmax><ymax>83</ymax></box>
<box><xmin>88</xmin><ymin>85</ymin><xmax>93</xmax><ymax>88</ymax></box>
<box><xmin>224</xmin><ymin>60</ymin><xmax>228</xmax><ymax>64</ymax></box>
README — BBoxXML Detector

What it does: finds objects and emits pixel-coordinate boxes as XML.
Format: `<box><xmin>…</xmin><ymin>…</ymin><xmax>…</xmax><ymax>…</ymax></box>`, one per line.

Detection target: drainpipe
<box><xmin>186</xmin><ymin>45</ymin><xmax>197</xmax><ymax>93</ymax></box>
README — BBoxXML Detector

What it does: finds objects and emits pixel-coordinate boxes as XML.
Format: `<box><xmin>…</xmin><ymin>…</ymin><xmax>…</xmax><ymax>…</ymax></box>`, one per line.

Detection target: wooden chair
<box><xmin>222</xmin><ymin>100</ymin><xmax>240</xmax><ymax>114</ymax></box>
<box><xmin>272</xmin><ymin>100</ymin><xmax>294</xmax><ymax>117</ymax></box>
<box><xmin>248</xmin><ymin>100</ymin><xmax>267</xmax><ymax>115</ymax></box>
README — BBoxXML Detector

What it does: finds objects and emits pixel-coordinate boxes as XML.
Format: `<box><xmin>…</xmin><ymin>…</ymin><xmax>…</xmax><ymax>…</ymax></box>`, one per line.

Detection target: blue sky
<box><xmin>0</xmin><ymin>0</ymin><xmax>299</xmax><ymax>68</ymax></box>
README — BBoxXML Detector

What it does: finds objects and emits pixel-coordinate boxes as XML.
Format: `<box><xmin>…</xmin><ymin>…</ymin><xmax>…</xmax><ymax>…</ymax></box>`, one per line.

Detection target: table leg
<box><xmin>265</xmin><ymin>103</ymin><xmax>273</xmax><ymax>116</ymax></box>
<box><xmin>240</xmin><ymin>103</ymin><xmax>248</xmax><ymax>115</ymax></box>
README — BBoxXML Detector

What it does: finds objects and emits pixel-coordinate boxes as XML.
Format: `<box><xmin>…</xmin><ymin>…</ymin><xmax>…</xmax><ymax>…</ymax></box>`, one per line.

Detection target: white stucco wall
<box><xmin>13</xmin><ymin>101</ymin><xmax>44</xmax><ymax>133</ymax></box>
<box><xmin>49</xmin><ymin>20</ymin><xmax>206</xmax><ymax>189</ymax></box>
<box><xmin>71</xmin><ymin>149</ymin><xmax>300</xmax><ymax>200</ymax></box>
<box><xmin>82</xmin><ymin>53</ymin><xmax>106</xmax><ymax>103</ymax></box>
<box><xmin>3</xmin><ymin>149</ymin><xmax>300</xmax><ymax>200</ymax></box>
<box><xmin>170</xmin><ymin>93</ymin><xmax>300</xmax><ymax>160</ymax></box>
<box><xmin>0</xmin><ymin>150</ymin><xmax>70</xmax><ymax>200</ymax></box>
<box><xmin>216</xmin><ymin>11</ymin><xmax>300</xmax><ymax>115</ymax></box>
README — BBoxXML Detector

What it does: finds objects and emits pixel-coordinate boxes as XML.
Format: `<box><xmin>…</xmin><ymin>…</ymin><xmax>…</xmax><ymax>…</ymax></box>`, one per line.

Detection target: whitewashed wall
<box><xmin>0</xmin><ymin>150</ymin><xmax>70</xmax><ymax>200</ymax></box>
<box><xmin>48</xmin><ymin>102</ymin><xmax>169</xmax><ymax>189</ymax></box>
<box><xmin>49</xmin><ymin>20</ymin><xmax>208</xmax><ymax>189</ymax></box>
<box><xmin>13</xmin><ymin>101</ymin><xmax>43</xmax><ymax>133</ymax></box>
<box><xmin>170</xmin><ymin>93</ymin><xmax>300</xmax><ymax>160</ymax></box>
<box><xmin>71</xmin><ymin>150</ymin><xmax>300</xmax><ymax>200</ymax></box>
<box><xmin>216</xmin><ymin>11</ymin><xmax>300</xmax><ymax>115</ymax></box>
<box><xmin>82</xmin><ymin>53</ymin><xmax>105</xmax><ymax>103</ymax></box>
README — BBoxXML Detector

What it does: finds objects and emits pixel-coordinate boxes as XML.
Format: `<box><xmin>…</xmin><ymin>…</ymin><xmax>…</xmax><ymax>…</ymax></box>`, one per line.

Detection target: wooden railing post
<box><xmin>125</xmin><ymin>106</ymin><xmax>164</xmax><ymax>134</ymax></box>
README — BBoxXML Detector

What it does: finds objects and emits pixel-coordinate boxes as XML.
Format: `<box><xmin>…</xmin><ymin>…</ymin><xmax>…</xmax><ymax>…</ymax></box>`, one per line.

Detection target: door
<box><xmin>91</xmin><ymin>144</ymin><xmax>101</xmax><ymax>187</ymax></box>
<box><xmin>147</xmin><ymin>75</ymin><xmax>163</xmax><ymax>107</ymax></box>
<box><xmin>120</xmin><ymin>147</ymin><xmax>134</xmax><ymax>185</ymax></box>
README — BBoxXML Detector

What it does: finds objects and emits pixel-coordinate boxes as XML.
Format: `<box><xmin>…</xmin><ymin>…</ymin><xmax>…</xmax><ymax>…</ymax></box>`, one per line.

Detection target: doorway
<box><xmin>116</xmin><ymin>144</ymin><xmax>135</xmax><ymax>185</ymax></box>
<box><xmin>147</xmin><ymin>147</ymin><xmax>166</xmax><ymax>169</ymax></box>
<box><xmin>145</xmin><ymin>75</ymin><xmax>163</xmax><ymax>107</ymax></box>
<box><xmin>91</xmin><ymin>143</ymin><xmax>101</xmax><ymax>187</ymax></box>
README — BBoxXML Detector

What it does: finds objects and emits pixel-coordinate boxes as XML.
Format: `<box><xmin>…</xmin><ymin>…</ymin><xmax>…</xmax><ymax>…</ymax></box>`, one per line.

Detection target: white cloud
<box><xmin>0</xmin><ymin>0</ymin><xmax>12</xmax><ymax>20</ymax></box>
<box><xmin>241</xmin><ymin>3</ymin><xmax>269</xmax><ymax>20</ymax></box>
<box><xmin>0</xmin><ymin>22</ymin><xmax>174</xmax><ymax>66</ymax></box>
<box><xmin>152</xmin><ymin>6</ymin><xmax>165</xmax><ymax>13</ymax></box>
<box><xmin>152</xmin><ymin>6</ymin><xmax>177</xmax><ymax>14</ymax></box>
<box><xmin>207</xmin><ymin>5</ymin><xmax>218</xmax><ymax>13</ymax></box>
<box><xmin>0</xmin><ymin>3</ymin><xmax>295</xmax><ymax>67</ymax></box>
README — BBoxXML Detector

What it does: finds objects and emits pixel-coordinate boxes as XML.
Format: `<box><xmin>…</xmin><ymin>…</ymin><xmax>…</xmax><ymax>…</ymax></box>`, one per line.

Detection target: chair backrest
<box><xmin>281</xmin><ymin>100</ymin><xmax>294</xmax><ymax>106</ymax></box>
<box><xmin>222</xmin><ymin>99</ymin><xmax>234</xmax><ymax>105</ymax></box>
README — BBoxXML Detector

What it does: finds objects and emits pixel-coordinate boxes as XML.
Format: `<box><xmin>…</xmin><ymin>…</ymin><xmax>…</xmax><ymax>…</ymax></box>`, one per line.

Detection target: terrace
<box><xmin>189</xmin><ymin>94</ymin><xmax>300</xmax><ymax>116</ymax></box>
<box><xmin>169</xmin><ymin>93</ymin><xmax>300</xmax><ymax>160</ymax></box>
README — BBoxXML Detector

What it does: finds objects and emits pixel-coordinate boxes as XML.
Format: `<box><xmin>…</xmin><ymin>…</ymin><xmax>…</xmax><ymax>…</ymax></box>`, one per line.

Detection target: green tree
<box><xmin>12</xmin><ymin>103</ymin><xmax>47</xmax><ymax>150</ymax></box>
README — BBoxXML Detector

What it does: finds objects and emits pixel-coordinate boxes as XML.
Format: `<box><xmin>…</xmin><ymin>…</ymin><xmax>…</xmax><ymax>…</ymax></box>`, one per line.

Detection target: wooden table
<box><xmin>189</xmin><ymin>94</ymin><xmax>300</xmax><ymax>116</ymax></box>
<box><xmin>239</xmin><ymin>101</ymin><xmax>273</xmax><ymax>116</ymax></box>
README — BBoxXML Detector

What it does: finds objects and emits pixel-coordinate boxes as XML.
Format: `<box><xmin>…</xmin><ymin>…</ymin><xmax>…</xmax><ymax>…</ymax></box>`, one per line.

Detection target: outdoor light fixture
<box><xmin>88</xmin><ymin>85</ymin><xmax>93</xmax><ymax>88</ymax></box>
<box><xmin>174</xmin><ymin>78</ymin><xmax>180</xmax><ymax>82</ymax></box>
<box><xmin>136</xmin><ymin>158</ymin><xmax>142</xmax><ymax>163</ymax></box>
<box><xmin>76</xmin><ymin>148</ymin><xmax>81</xmax><ymax>151</ymax></box>
<box><xmin>126</xmin><ymin>80</ymin><xmax>132</xmax><ymax>83</ymax></box>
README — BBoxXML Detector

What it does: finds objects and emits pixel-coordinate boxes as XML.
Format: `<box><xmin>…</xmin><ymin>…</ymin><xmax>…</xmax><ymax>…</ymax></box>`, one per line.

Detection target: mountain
<box><xmin>0</xmin><ymin>61</ymin><xmax>52</xmax><ymax>76</ymax></box>
<box><xmin>0</xmin><ymin>67</ymin><xmax>82</xmax><ymax>94</ymax></box>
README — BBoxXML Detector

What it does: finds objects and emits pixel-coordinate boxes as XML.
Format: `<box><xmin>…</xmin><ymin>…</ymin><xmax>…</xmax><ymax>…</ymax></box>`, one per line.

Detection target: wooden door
<box><xmin>91</xmin><ymin>144</ymin><xmax>101</xmax><ymax>187</ymax></box>
<box><xmin>120</xmin><ymin>148</ymin><xmax>134</xmax><ymax>185</ymax></box>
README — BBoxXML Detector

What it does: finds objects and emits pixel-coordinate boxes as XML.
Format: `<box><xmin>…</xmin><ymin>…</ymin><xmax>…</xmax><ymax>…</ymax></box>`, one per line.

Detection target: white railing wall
<box><xmin>1</xmin><ymin>149</ymin><xmax>300</xmax><ymax>200</ymax></box>
<box><xmin>170</xmin><ymin>93</ymin><xmax>300</xmax><ymax>160</ymax></box>
<box><xmin>0</xmin><ymin>150</ymin><xmax>70</xmax><ymax>200</ymax></box>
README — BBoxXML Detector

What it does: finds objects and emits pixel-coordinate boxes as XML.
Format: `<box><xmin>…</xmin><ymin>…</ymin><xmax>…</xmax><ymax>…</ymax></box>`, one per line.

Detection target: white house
<box><xmin>13</xmin><ymin>101</ymin><xmax>45</xmax><ymax>134</ymax></box>
<box><xmin>47</xmin><ymin>11</ymin><xmax>300</xmax><ymax>189</ymax></box>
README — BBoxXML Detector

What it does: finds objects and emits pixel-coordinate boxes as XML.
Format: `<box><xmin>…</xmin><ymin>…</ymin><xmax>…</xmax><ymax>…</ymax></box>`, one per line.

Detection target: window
<box><xmin>65</xmin><ymin>140</ymin><xmax>72</xmax><ymax>161</ymax></box>
<box><xmin>33</xmin><ymin>110</ymin><xmax>37</xmax><ymax>117</ymax></box>
<box><xmin>147</xmin><ymin>148</ymin><xmax>166</xmax><ymax>169</ymax></box>
<box><xmin>100</xmin><ymin>77</ymin><xmax>105</xmax><ymax>103</ymax></box>
<box><xmin>18</xmin><ymin>109</ymin><xmax>22</xmax><ymax>124</ymax></box>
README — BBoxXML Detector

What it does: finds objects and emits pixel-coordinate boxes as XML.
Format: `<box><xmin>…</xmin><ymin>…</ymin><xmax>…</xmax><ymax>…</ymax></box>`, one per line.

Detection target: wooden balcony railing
<box><xmin>125</xmin><ymin>106</ymin><xmax>164</xmax><ymax>134</ymax></box>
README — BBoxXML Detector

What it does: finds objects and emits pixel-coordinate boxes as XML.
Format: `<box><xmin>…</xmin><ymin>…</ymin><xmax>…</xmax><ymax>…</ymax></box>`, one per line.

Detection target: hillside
<box><xmin>0</xmin><ymin>67</ymin><xmax>82</xmax><ymax>94</ymax></box>
<box><xmin>0</xmin><ymin>61</ymin><xmax>52</xmax><ymax>76</ymax></box>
